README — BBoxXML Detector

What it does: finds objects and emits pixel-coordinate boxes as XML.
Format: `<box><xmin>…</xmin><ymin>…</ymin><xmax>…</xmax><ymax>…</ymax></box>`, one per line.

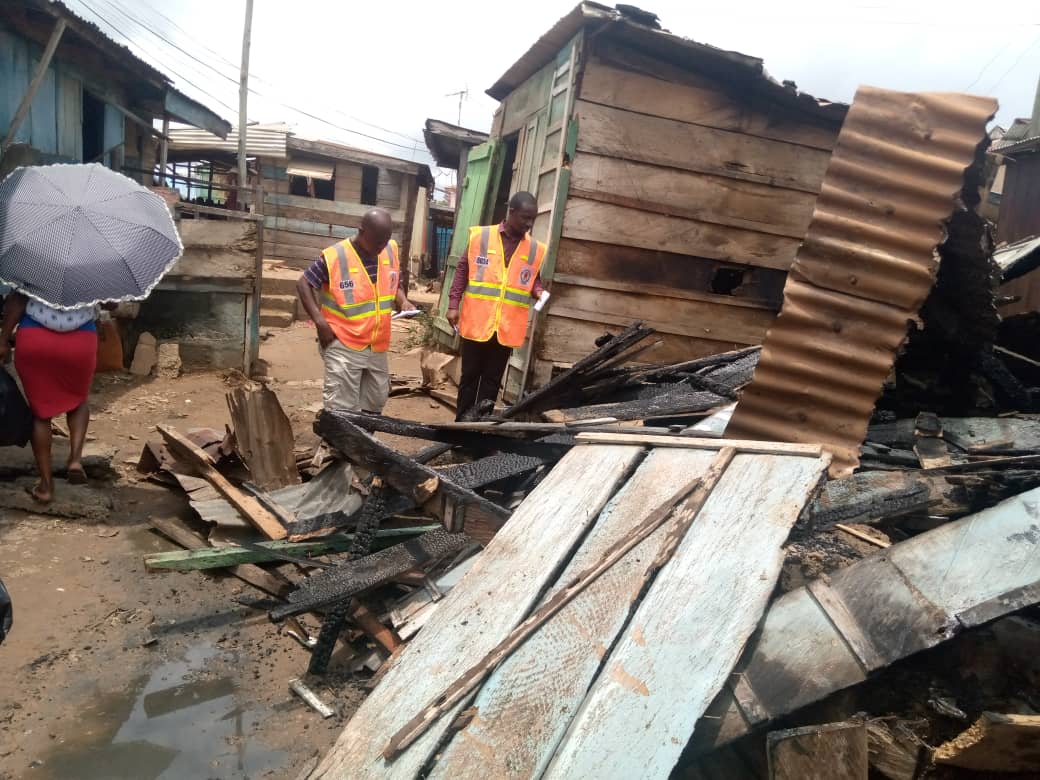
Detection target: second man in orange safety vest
<box><xmin>447</xmin><ymin>191</ymin><xmax>548</xmax><ymax>420</ymax></box>
<box><xmin>297</xmin><ymin>208</ymin><xmax>416</xmax><ymax>412</ymax></box>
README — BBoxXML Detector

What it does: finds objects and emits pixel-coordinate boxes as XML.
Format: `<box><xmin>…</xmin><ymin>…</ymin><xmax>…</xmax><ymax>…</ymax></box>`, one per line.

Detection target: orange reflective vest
<box><xmin>320</xmin><ymin>238</ymin><xmax>399</xmax><ymax>352</ymax></box>
<box><xmin>457</xmin><ymin>226</ymin><xmax>546</xmax><ymax>348</ymax></box>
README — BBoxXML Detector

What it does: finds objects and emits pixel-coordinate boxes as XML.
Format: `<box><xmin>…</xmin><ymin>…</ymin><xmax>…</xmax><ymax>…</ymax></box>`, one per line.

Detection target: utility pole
<box><xmin>237</xmin><ymin>0</ymin><xmax>254</xmax><ymax>208</ymax></box>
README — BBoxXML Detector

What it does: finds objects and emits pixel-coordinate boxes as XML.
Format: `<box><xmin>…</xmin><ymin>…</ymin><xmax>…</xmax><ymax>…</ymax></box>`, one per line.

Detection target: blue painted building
<box><xmin>0</xmin><ymin>0</ymin><xmax>229</xmax><ymax>180</ymax></box>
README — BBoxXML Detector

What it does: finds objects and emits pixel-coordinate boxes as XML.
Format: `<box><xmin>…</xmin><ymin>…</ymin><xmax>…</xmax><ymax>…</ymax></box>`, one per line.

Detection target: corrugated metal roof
<box><xmin>727</xmin><ymin>86</ymin><xmax>997</xmax><ymax>477</ymax></box>
<box><xmin>167</xmin><ymin>125</ymin><xmax>289</xmax><ymax>158</ymax></box>
<box><xmin>486</xmin><ymin>2</ymin><xmax>846</xmax><ymax>123</ymax></box>
<box><xmin>994</xmin><ymin>234</ymin><xmax>1040</xmax><ymax>280</ymax></box>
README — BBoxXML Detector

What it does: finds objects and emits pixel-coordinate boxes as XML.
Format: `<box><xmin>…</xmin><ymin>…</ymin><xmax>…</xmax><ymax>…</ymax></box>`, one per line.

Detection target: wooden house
<box><xmin>0</xmin><ymin>0</ymin><xmax>229</xmax><ymax>179</ymax></box>
<box><xmin>167</xmin><ymin>127</ymin><xmax>434</xmax><ymax>276</ymax></box>
<box><xmin>434</xmin><ymin>2</ymin><xmax>847</xmax><ymax>399</ymax></box>
<box><xmin>259</xmin><ymin>135</ymin><xmax>433</xmax><ymax>276</ymax></box>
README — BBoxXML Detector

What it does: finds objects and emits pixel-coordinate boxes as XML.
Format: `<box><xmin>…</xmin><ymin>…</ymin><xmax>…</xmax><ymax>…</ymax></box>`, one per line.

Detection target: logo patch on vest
<box><xmin>338</xmin><ymin>279</ymin><xmax>355</xmax><ymax>290</ymax></box>
<box><xmin>389</xmin><ymin>271</ymin><xmax>397</xmax><ymax>288</ymax></box>
<box><xmin>475</xmin><ymin>255</ymin><xmax>490</xmax><ymax>267</ymax></box>
<box><xmin>519</xmin><ymin>268</ymin><xmax>533</xmax><ymax>285</ymax></box>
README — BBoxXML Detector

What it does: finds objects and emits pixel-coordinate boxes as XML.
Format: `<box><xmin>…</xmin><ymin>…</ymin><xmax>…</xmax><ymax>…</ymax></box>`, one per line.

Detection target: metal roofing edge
<box><xmin>727</xmin><ymin>86</ymin><xmax>997</xmax><ymax>477</ymax></box>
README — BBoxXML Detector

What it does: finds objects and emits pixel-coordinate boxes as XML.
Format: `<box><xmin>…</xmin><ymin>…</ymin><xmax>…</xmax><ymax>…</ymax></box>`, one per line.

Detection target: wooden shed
<box><xmin>434</xmin><ymin>2</ymin><xmax>847</xmax><ymax>398</ymax></box>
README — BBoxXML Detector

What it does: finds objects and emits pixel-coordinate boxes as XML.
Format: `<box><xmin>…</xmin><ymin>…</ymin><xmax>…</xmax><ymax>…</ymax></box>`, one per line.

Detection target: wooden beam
<box><xmin>350</xmin><ymin>600</ymin><xmax>403</xmax><ymax>653</ymax></box>
<box><xmin>574</xmin><ymin>431</ymin><xmax>825</xmax><ymax>457</ymax></box>
<box><xmin>148</xmin><ymin>516</ymin><xmax>291</xmax><ymax>598</ymax></box>
<box><xmin>767</xmin><ymin>721</ymin><xmax>868</xmax><ymax>780</ymax></box>
<box><xmin>157</xmin><ymin>425</ymin><xmax>288</xmax><ymax>540</ymax></box>
<box><xmin>2</xmin><ymin>18</ymin><xmax>66</xmax><ymax>153</ymax></box>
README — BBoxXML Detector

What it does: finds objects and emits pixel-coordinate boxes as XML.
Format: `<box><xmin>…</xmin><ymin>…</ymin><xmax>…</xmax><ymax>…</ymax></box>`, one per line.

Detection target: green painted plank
<box><xmin>144</xmin><ymin>526</ymin><xmax>437</xmax><ymax>571</ymax></box>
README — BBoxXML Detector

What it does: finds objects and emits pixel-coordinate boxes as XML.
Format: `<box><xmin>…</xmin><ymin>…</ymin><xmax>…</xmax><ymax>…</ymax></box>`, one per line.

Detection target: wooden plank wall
<box><xmin>261</xmin><ymin>157</ymin><xmax>411</xmax><ymax>268</ymax></box>
<box><xmin>538</xmin><ymin>44</ymin><xmax>842</xmax><ymax>366</ymax></box>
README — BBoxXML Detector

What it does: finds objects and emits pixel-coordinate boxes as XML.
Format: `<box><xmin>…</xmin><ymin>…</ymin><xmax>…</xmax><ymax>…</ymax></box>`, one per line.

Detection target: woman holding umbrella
<box><xmin>0</xmin><ymin>295</ymin><xmax>99</xmax><ymax>501</ymax></box>
<box><xmin>0</xmin><ymin>163</ymin><xmax>182</xmax><ymax>503</ymax></box>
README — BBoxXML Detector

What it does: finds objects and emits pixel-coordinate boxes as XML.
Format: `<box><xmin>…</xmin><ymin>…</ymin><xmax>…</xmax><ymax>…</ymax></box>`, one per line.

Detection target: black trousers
<box><xmin>456</xmin><ymin>336</ymin><xmax>511</xmax><ymax>420</ymax></box>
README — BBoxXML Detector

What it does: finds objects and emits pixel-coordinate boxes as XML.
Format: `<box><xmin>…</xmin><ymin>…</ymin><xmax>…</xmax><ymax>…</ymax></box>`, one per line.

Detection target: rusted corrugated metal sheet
<box><xmin>727</xmin><ymin>87</ymin><xmax>997</xmax><ymax>476</ymax></box>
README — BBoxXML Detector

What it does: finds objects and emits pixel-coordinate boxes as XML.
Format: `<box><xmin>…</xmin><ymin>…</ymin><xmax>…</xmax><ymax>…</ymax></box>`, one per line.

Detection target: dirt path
<box><xmin>0</xmin><ymin>318</ymin><xmax>453</xmax><ymax>779</ymax></box>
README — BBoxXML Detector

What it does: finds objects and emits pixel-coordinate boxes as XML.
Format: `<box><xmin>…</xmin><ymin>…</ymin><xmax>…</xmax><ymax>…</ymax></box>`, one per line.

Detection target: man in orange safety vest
<box><xmin>446</xmin><ymin>191</ymin><xmax>549</xmax><ymax>420</ymax></box>
<box><xmin>297</xmin><ymin>208</ymin><xmax>416</xmax><ymax>412</ymax></box>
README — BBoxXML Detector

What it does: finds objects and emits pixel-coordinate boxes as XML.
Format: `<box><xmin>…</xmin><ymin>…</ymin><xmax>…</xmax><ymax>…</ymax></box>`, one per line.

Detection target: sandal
<box><xmin>66</xmin><ymin>466</ymin><xmax>88</xmax><ymax>485</ymax></box>
<box><xmin>25</xmin><ymin>483</ymin><xmax>53</xmax><ymax>505</ymax></box>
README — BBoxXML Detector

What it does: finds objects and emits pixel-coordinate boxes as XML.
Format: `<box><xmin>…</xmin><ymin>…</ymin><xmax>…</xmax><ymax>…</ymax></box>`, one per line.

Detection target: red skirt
<box><xmin>14</xmin><ymin>326</ymin><xmax>98</xmax><ymax>418</ymax></box>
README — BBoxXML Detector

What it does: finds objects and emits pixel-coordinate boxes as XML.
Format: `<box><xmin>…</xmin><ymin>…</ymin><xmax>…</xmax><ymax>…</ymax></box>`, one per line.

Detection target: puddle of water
<box><xmin>34</xmin><ymin>642</ymin><xmax>287</xmax><ymax>779</ymax></box>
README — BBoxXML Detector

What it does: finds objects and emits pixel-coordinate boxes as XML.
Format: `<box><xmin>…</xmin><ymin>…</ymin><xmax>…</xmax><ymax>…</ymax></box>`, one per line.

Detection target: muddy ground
<box><xmin>0</xmin><ymin>317</ymin><xmax>452</xmax><ymax>779</ymax></box>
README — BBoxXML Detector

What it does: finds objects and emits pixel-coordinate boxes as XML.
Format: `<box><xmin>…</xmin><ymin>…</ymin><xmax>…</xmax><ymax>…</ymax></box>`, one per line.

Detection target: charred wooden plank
<box><xmin>270</xmin><ymin>528</ymin><xmax>471</xmax><ymax>621</ymax></box>
<box><xmin>327</xmin><ymin>409</ymin><xmax>570</xmax><ymax>458</ymax></box>
<box><xmin>550</xmin><ymin>386</ymin><xmax>725</xmax><ymax>422</ymax></box>
<box><xmin>500</xmin><ymin>321</ymin><xmax>656</xmax><ymax>418</ymax></box>
<box><xmin>314</xmin><ymin>411</ymin><xmax>511</xmax><ymax>543</ymax></box>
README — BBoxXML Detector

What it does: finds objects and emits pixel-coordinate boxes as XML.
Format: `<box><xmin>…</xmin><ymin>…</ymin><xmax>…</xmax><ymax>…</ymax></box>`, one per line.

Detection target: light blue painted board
<box><xmin>689</xmin><ymin>484</ymin><xmax>1040</xmax><ymax>756</ymax></box>
<box><xmin>544</xmin><ymin>451</ymin><xmax>829</xmax><ymax>780</ymax></box>
<box><xmin>309</xmin><ymin>444</ymin><xmax>645</xmax><ymax>780</ymax></box>
<box><xmin>429</xmin><ymin>448</ymin><xmax>719</xmax><ymax>780</ymax></box>
<box><xmin>164</xmin><ymin>88</ymin><xmax>230</xmax><ymax>138</ymax></box>
<box><xmin>55</xmin><ymin>68</ymin><xmax>81</xmax><ymax>160</ymax></box>
<box><xmin>102</xmin><ymin>102</ymin><xmax>123</xmax><ymax>154</ymax></box>
<box><xmin>3</xmin><ymin>29</ymin><xmax>33</xmax><ymax>144</ymax></box>
<box><xmin>890</xmin><ymin>486</ymin><xmax>1040</xmax><ymax>616</ymax></box>
<box><xmin>28</xmin><ymin>57</ymin><xmax>57</xmax><ymax>154</ymax></box>
<box><xmin>0</xmin><ymin>28</ymin><xmax>21</xmax><ymax>133</ymax></box>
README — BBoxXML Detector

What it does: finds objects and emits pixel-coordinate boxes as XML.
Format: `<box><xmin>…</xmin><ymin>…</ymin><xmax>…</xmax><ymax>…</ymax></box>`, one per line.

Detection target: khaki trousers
<box><xmin>321</xmin><ymin>341</ymin><xmax>389</xmax><ymax>413</ymax></box>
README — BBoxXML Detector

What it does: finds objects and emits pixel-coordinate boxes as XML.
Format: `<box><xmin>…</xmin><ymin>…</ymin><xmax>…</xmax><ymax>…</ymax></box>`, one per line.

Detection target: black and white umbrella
<box><xmin>0</xmin><ymin>163</ymin><xmax>182</xmax><ymax>309</ymax></box>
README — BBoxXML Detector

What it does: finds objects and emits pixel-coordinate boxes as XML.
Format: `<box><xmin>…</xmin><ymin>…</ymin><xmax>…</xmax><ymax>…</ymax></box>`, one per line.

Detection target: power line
<box><xmin>105</xmin><ymin>0</ymin><xmax>425</xmax><ymax>147</ymax></box>
<box><xmin>70</xmin><ymin>0</ymin><xmax>243</xmax><ymax>118</ymax></box>
<box><xmin>76</xmin><ymin>0</ymin><xmax>423</xmax><ymax>155</ymax></box>
<box><xmin>984</xmin><ymin>31</ymin><xmax>1040</xmax><ymax>93</ymax></box>
<box><xmin>964</xmin><ymin>48</ymin><xmax>1007</xmax><ymax>92</ymax></box>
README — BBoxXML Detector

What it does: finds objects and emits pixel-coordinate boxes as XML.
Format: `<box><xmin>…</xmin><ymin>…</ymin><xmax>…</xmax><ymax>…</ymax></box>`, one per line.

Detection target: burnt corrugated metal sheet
<box><xmin>727</xmin><ymin>87</ymin><xmax>997</xmax><ymax>476</ymax></box>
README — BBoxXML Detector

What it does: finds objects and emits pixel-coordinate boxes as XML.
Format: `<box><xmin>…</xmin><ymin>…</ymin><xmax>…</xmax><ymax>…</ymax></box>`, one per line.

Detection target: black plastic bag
<box><xmin>0</xmin><ymin>577</ymin><xmax>11</xmax><ymax>645</ymax></box>
<box><xmin>0</xmin><ymin>366</ymin><xmax>32</xmax><ymax>447</ymax></box>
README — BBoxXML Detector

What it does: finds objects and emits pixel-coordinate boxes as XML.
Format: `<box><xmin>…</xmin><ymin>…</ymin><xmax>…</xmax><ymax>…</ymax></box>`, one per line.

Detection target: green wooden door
<box><xmin>434</xmin><ymin>139</ymin><xmax>503</xmax><ymax>344</ymax></box>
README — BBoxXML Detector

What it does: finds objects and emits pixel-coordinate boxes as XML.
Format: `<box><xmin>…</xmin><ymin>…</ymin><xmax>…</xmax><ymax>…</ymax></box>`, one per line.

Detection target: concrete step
<box><xmin>262</xmin><ymin>294</ymin><xmax>298</xmax><ymax>314</ymax></box>
<box><xmin>261</xmin><ymin>263</ymin><xmax>302</xmax><ymax>296</ymax></box>
<box><xmin>260</xmin><ymin>309</ymin><xmax>294</xmax><ymax>328</ymax></box>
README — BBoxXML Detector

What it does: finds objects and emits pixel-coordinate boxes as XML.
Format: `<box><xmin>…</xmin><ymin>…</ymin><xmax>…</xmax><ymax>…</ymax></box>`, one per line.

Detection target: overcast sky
<box><xmin>66</xmin><ymin>0</ymin><xmax>1040</xmax><ymax>189</ymax></box>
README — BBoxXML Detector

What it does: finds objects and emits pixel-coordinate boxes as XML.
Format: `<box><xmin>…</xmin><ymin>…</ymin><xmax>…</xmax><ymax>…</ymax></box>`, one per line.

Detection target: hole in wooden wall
<box><xmin>710</xmin><ymin>268</ymin><xmax>746</xmax><ymax>296</ymax></box>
